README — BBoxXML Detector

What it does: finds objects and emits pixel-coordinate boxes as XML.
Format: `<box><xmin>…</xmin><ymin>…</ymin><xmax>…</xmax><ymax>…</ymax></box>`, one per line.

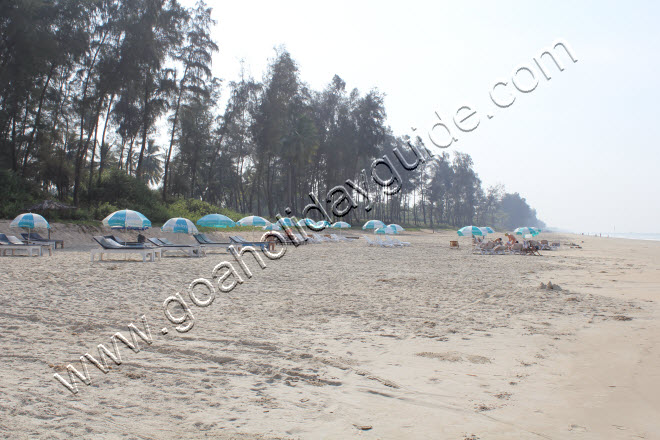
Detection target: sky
<box><xmin>202</xmin><ymin>0</ymin><xmax>660</xmax><ymax>233</ymax></box>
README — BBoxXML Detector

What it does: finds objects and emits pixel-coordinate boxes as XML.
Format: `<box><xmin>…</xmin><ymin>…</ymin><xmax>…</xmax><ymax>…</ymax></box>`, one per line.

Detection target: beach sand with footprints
<box><xmin>1</xmin><ymin>223</ymin><xmax>659</xmax><ymax>439</ymax></box>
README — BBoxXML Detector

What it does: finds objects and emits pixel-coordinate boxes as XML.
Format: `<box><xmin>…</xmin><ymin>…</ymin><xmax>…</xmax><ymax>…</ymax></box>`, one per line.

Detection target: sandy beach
<box><xmin>0</xmin><ymin>224</ymin><xmax>659</xmax><ymax>439</ymax></box>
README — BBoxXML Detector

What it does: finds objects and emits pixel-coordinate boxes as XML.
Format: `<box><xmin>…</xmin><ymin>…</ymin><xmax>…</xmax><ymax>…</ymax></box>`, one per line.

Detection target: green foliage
<box><xmin>167</xmin><ymin>198</ymin><xmax>238</xmax><ymax>222</ymax></box>
<box><xmin>0</xmin><ymin>170</ymin><xmax>41</xmax><ymax>218</ymax></box>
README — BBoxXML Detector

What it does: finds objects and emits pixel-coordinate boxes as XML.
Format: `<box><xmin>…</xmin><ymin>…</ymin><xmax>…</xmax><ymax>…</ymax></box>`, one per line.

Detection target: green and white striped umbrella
<box><xmin>362</xmin><ymin>220</ymin><xmax>385</xmax><ymax>230</ymax></box>
<box><xmin>481</xmin><ymin>226</ymin><xmax>495</xmax><ymax>234</ymax></box>
<box><xmin>297</xmin><ymin>218</ymin><xmax>317</xmax><ymax>228</ymax></box>
<box><xmin>514</xmin><ymin>227</ymin><xmax>540</xmax><ymax>236</ymax></box>
<box><xmin>388</xmin><ymin>224</ymin><xmax>404</xmax><ymax>232</ymax></box>
<box><xmin>236</xmin><ymin>216</ymin><xmax>270</xmax><ymax>227</ymax></box>
<box><xmin>162</xmin><ymin>217</ymin><xmax>199</xmax><ymax>234</ymax></box>
<box><xmin>457</xmin><ymin>225</ymin><xmax>483</xmax><ymax>236</ymax></box>
<box><xmin>375</xmin><ymin>225</ymin><xmax>398</xmax><ymax>235</ymax></box>
<box><xmin>331</xmin><ymin>221</ymin><xmax>351</xmax><ymax>229</ymax></box>
<box><xmin>102</xmin><ymin>209</ymin><xmax>151</xmax><ymax>230</ymax></box>
<box><xmin>316</xmin><ymin>220</ymin><xmax>331</xmax><ymax>229</ymax></box>
<box><xmin>10</xmin><ymin>213</ymin><xmax>51</xmax><ymax>230</ymax></box>
<box><xmin>10</xmin><ymin>213</ymin><xmax>51</xmax><ymax>241</ymax></box>
<box><xmin>277</xmin><ymin>217</ymin><xmax>295</xmax><ymax>228</ymax></box>
<box><xmin>196</xmin><ymin>214</ymin><xmax>236</xmax><ymax>228</ymax></box>
<box><xmin>262</xmin><ymin>223</ymin><xmax>282</xmax><ymax>231</ymax></box>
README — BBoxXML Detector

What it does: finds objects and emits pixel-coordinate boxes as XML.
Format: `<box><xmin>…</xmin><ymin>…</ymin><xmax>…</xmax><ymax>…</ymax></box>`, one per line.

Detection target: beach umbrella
<box><xmin>297</xmin><ymin>218</ymin><xmax>317</xmax><ymax>228</ymax></box>
<box><xmin>457</xmin><ymin>225</ymin><xmax>483</xmax><ymax>237</ymax></box>
<box><xmin>10</xmin><ymin>213</ymin><xmax>51</xmax><ymax>242</ymax></box>
<box><xmin>315</xmin><ymin>220</ymin><xmax>331</xmax><ymax>230</ymax></box>
<box><xmin>277</xmin><ymin>217</ymin><xmax>295</xmax><ymax>228</ymax></box>
<box><xmin>236</xmin><ymin>216</ymin><xmax>270</xmax><ymax>227</ymax></box>
<box><xmin>362</xmin><ymin>220</ymin><xmax>385</xmax><ymax>230</ymax></box>
<box><xmin>388</xmin><ymin>224</ymin><xmax>404</xmax><ymax>232</ymax></box>
<box><xmin>196</xmin><ymin>214</ymin><xmax>236</xmax><ymax>228</ymax></box>
<box><xmin>262</xmin><ymin>223</ymin><xmax>282</xmax><ymax>231</ymax></box>
<box><xmin>514</xmin><ymin>227</ymin><xmax>540</xmax><ymax>236</ymax></box>
<box><xmin>331</xmin><ymin>221</ymin><xmax>351</xmax><ymax>237</ymax></box>
<box><xmin>478</xmin><ymin>227</ymin><xmax>494</xmax><ymax>236</ymax></box>
<box><xmin>102</xmin><ymin>209</ymin><xmax>151</xmax><ymax>230</ymax></box>
<box><xmin>375</xmin><ymin>225</ymin><xmax>398</xmax><ymax>235</ymax></box>
<box><xmin>162</xmin><ymin>218</ymin><xmax>199</xmax><ymax>234</ymax></box>
<box><xmin>481</xmin><ymin>226</ymin><xmax>495</xmax><ymax>234</ymax></box>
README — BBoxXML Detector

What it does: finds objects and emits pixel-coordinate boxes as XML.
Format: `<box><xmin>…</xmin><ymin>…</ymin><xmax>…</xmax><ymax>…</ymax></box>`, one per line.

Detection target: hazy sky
<box><xmin>205</xmin><ymin>0</ymin><xmax>659</xmax><ymax>233</ymax></box>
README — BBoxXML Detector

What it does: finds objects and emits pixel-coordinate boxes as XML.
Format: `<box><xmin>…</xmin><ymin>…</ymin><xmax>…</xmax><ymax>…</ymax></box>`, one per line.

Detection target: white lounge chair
<box><xmin>0</xmin><ymin>234</ymin><xmax>51</xmax><ymax>256</ymax></box>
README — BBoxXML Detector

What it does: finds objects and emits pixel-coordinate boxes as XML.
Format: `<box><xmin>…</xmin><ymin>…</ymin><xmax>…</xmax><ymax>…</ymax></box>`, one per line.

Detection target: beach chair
<box><xmin>3</xmin><ymin>234</ymin><xmax>52</xmax><ymax>256</ymax></box>
<box><xmin>390</xmin><ymin>237</ymin><xmax>411</xmax><ymax>247</ymax></box>
<box><xmin>329</xmin><ymin>233</ymin><xmax>348</xmax><ymax>242</ymax></box>
<box><xmin>539</xmin><ymin>240</ymin><xmax>551</xmax><ymax>250</ymax></box>
<box><xmin>311</xmin><ymin>233</ymin><xmax>330</xmax><ymax>243</ymax></box>
<box><xmin>21</xmin><ymin>232</ymin><xmax>64</xmax><ymax>249</ymax></box>
<box><xmin>449</xmin><ymin>240</ymin><xmax>459</xmax><ymax>249</ymax></box>
<box><xmin>323</xmin><ymin>234</ymin><xmax>341</xmax><ymax>242</ymax></box>
<box><xmin>362</xmin><ymin>235</ymin><xmax>379</xmax><ymax>247</ymax></box>
<box><xmin>103</xmin><ymin>235</ymin><xmax>143</xmax><ymax>246</ymax></box>
<box><xmin>229</xmin><ymin>235</ymin><xmax>270</xmax><ymax>251</ymax></box>
<box><xmin>148</xmin><ymin>238</ymin><xmax>204</xmax><ymax>257</ymax></box>
<box><xmin>551</xmin><ymin>242</ymin><xmax>560</xmax><ymax>250</ymax></box>
<box><xmin>0</xmin><ymin>234</ymin><xmax>43</xmax><ymax>257</ymax></box>
<box><xmin>508</xmin><ymin>243</ymin><xmax>524</xmax><ymax>255</ymax></box>
<box><xmin>91</xmin><ymin>236</ymin><xmax>159</xmax><ymax>262</ymax></box>
<box><xmin>193</xmin><ymin>233</ymin><xmax>230</xmax><ymax>245</ymax></box>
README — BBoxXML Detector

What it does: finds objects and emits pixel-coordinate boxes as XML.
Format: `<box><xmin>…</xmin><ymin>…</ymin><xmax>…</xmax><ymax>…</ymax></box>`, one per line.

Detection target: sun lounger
<box><xmin>91</xmin><ymin>236</ymin><xmax>159</xmax><ymax>262</ymax></box>
<box><xmin>362</xmin><ymin>235</ymin><xmax>394</xmax><ymax>248</ymax></box>
<box><xmin>551</xmin><ymin>242</ymin><xmax>560</xmax><ymax>250</ymax></box>
<box><xmin>103</xmin><ymin>235</ymin><xmax>144</xmax><ymax>246</ymax></box>
<box><xmin>193</xmin><ymin>233</ymin><xmax>230</xmax><ymax>245</ymax></box>
<box><xmin>539</xmin><ymin>239</ymin><xmax>552</xmax><ymax>250</ymax></box>
<box><xmin>329</xmin><ymin>233</ymin><xmax>349</xmax><ymax>242</ymax></box>
<box><xmin>389</xmin><ymin>237</ymin><xmax>410</xmax><ymax>247</ymax></box>
<box><xmin>147</xmin><ymin>238</ymin><xmax>204</xmax><ymax>257</ymax></box>
<box><xmin>229</xmin><ymin>235</ymin><xmax>270</xmax><ymax>250</ymax></box>
<box><xmin>311</xmin><ymin>233</ymin><xmax>330</xmax><ymax>243</ymax></box>
<box><xmin>0</xmin><ymin>234</ymin><xmax>43</xmax><ymax>257</ymax></box>
<box><xmin>508</xmin><ymin>243</ymin><xmax>524</xmax><ymax>255</ymax></box>
<box><xmin>1</xmin><ymin>234</ymin><xmax>52</xmax><ymax>256</ymax></box>
<box><xmin>21</xmin><ymin>232</ymin><xmax>64</xmax><ymax>249</ymax></box>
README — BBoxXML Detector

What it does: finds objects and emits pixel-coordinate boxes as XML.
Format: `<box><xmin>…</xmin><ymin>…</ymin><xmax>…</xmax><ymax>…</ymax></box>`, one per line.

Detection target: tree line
<box><xmin>0</xmin><ymin>0</ymin><xmax>544</xmax><ymax>230</ymax></box>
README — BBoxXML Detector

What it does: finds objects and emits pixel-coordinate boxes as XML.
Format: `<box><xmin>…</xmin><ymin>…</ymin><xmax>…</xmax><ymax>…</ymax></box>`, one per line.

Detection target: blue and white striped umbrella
<box><xmin>481</xmin><ymin>226</ymin><xmax>495</xmax><ymax>234</ymax></box>
<box><xmin>236</xmin><ymin>216</ymin><xmax>270</xmax><ymax>227</ymax></box>
<box><xmin>457</xmin><ymin>225</ymin><xmax>483</xmax><ymax>236</ymax></box>
<box><xmin>196</xmin><ymin>214</ymin><xmax>236</xmax><ymax>228</ymax></box>
<box><xmin>362</xmin><ymin>220</ymin><xmax>385</xmax><ymax>230</ymax></box>
<box><xmin>514</xmin><ymin>227</ymin><xmax>540</xmax><ymax>236</ymax></box>
<box><xmin>10</xmin><ymin>213</ymin><xmax>51</xmax><ymax>230</ymax></box>
<box><xmin>388</xmin><ymin>224</ymin><xmax>404</xmax><ymax>232</ymax></box>
<box><xmin>297</xmin><ymin>218</ymin><xmax>317</xmax><ymax>227</ymax></box>
<box><xmin>331</xmin><ymin>221</ymin><xmax>351</xmax><ymax>229</ymax></box>
<box><xmin>315</xmin><ymin>220</ymin><xmax>331</xmax><ymax>229</ymax></box>
<box><xmin>102</xmin><ymin>209</ymin><xmax>151</xmax><ymax>230</ymax></box>
<box><xmin>375</xmin><ymin>225</ymin><xmax>398</xmax><ymax>235</ymax></box>
<box><xmin>277</xmin><ymin>217</ymin><xmax>295</xmax><ymax>228</ymax></box>
<box><xmin>262</xmin><ymin>223</ymin><xmax>282</xmax><ymax>231</ymax></box>
<box><xmin>162</xmin><ymin>217</ymin><xmax>199</xmax><ymax>234</ymax></box>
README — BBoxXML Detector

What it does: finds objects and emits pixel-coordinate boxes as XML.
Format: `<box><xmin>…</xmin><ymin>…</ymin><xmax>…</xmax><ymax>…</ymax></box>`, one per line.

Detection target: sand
<box><xmin>0</xmin><ymin>222</ymin><xmax>658</xmax><ymax>439</ymax></box>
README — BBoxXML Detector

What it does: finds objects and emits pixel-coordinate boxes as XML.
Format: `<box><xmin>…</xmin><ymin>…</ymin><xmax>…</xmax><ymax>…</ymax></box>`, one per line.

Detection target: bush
<box><xmin>0</xmin><ymin>169</ymin><xmax>42</xmax><ymax>218</ymax></box>
<box><xmin>166</xmin><ymin>198</ymin><xmax>244</xmax><ymax>222</ymax></box>
<box><xmin>88</xmin><ymin>170</ymin><xmax>170</xmax><ymax>223</ymax></box>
